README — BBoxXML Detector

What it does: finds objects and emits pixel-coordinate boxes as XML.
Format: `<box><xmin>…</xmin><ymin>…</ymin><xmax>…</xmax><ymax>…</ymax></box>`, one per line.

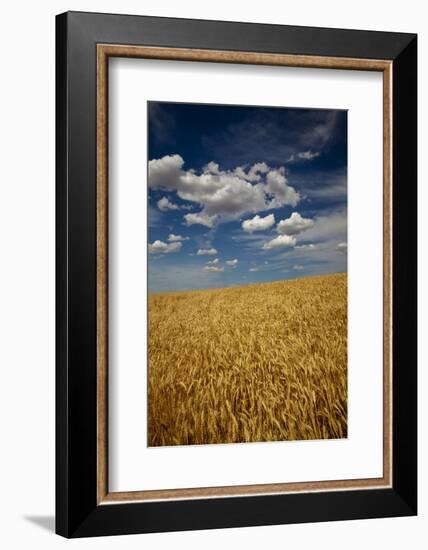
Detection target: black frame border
<box><xmin>56</xmin><ymin>11</ymin><xmax>417</xmax><ymax>538</ymax></box>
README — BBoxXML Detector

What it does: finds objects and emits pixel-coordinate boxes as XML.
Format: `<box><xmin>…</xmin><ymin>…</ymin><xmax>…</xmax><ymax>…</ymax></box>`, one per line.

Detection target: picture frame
<box><xmin>56</xmin><ymin>11</ymin><xmax>417</xmax><ymax>538</ymax></box>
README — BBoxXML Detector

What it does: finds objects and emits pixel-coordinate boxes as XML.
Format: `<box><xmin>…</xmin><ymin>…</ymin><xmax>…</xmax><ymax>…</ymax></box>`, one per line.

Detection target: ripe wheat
<box><xmin>148</xmin><ymin>272</ymin><xmax>347</xmax><ymax>446</ymax></box>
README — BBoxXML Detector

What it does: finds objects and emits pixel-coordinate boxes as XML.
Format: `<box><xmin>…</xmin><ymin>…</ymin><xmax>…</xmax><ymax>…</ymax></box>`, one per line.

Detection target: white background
<box><xmin>110</xmin><ymin>60</ymin><xmax>383</xmax><ymax>492</ymax></box>
<box><xmin>0</xmin><ymin>1</ymin><xmax>425</xmax><ymax>548</ymax></box>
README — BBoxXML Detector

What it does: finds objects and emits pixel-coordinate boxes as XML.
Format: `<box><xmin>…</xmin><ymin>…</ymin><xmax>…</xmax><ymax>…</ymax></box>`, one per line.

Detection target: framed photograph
<box><xmin>56</xmin><ymin>11</ymin><xmax>417</xmax><ymax>537</ymax></box>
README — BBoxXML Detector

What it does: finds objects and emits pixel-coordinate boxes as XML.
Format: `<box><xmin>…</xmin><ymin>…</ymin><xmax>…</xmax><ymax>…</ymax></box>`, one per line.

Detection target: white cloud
<box><xmin>203</xmin><ymin>161</ymin><xmax>220</xmax><ymax>174</ymax></box>
<box><xmin>168</xmin><ymin>233</ymin><xmax>189</xmax><ymax>242</ymax></box>
<box><xmin>288</xmin><ymin>150</ymin><xmax>320</xmax><ymax>162</ymax></box>
<box><xmin>277</xmin><ymin>212</ymin><xmax>314</xmax><ymax>235</ymax></box>
<box><xmin>148</xmin><ymin>155</ymin><xmax>300</xmax><ymax>226</ymax></box>
<box><xmin>242</xmin><ymin>213</ymin><xmax>275</xmax><ymax>233</ymax></box>
<box><xmin>184</xmin><ymin>212</ymin><xmax>217</xmax><ymax>228</ymax></box>
<box><xmin>148</xmin><ymin>240</ymin><xmax>182</xmax><ymax>254</ymax></box>
<box><xmin>293</xmin><ymin>265</ymin><xmax>304</xmax><ymax>270</ymax></box>
<box><xmin>336</xmin><ymin>242</ymin><xmax>347</xmax><ymax>252</ymax></box>
<box><xmin>298</xmin><ymin>210</ymin><xmax>347</xmax><ymax>243</ymax></box>
<box><xmin>202</xmin><ymin>265</ymin><xmax>224</xmax><ymax>273</ymax></box>
<box><xmin>299</xmin><ymin>150</ymin><xmax>320</xmax><ymax>160</ymax></box>
<box><xmin>265</xmin><ymin>169</ymin><xmax>299</xmax><ymax>208</ymax></box>
<box><xmin>157</xmin><ymin>196</ymin><xmax>179</xmax><ymax>211</ymax></box>
<box><xmin>262</xmin><ymin>235</ymin><xmax>296</xmax><ymax>250</ymax></box>
<box><xmin>197</xmin><ymin>248</ymin><xmax>218</xmax><ymax>256</ymax></box>
<box><xmin>233</xmin><ymin>162</ymin><xmax>270</xmax><ymax>182</ymax></box>
<box><xmin>249</xmin><ymin>267</ymin><xmax>259</xmax><ymax>272</ymax></box>
<box><xmin>206</xmin><ymin>258</ymin><xmax>219</xmax><ymax>265</ymax></box>
<box><xmin>226</xmin><ymin>259</ymin><xmax>238</xmax><ymax>268</ymax></box>
<box><xmin>148</xmin><ymin>154</ymin><xmax>184</xmax><ymax>190</ymax></box>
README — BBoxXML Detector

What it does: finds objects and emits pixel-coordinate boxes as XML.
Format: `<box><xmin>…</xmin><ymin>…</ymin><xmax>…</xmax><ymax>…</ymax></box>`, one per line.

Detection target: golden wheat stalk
<box><xmin>148</xmin><ymin>273</ymin><xmax>347</xmax><ymax>446</ymax></box>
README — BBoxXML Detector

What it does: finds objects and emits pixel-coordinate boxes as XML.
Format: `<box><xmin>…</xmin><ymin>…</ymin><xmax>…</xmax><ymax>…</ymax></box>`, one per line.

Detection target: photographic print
<box><xmin>147</xmin><ymin>102</ymin><xmax>347</xmax><ymax>447</ymax></box>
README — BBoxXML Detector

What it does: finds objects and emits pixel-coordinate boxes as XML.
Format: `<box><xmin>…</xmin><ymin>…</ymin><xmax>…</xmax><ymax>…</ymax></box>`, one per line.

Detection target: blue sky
<box><xmin>148</xmin><ymin>102</ymin><xmax>347</xmax><ymax>293</ymax></box>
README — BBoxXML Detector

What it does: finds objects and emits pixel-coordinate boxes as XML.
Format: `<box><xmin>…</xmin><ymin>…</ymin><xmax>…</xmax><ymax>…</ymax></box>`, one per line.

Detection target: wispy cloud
<box><xmin>149</xmin><ymin>102</ymin><xmax>176</xmax><ymax>145</ymax></box>
<box><xmin>287</xmin><ymin>150</ymin><xmax>320</xmax><ymax>163</ymax></box>
<box><xmin>148</xmin><ymin>205</ymin><xmax>162</xmax><ymax>227</ymax></box>
<box><xmin>202</xmin><ymin>265</ymin><xmax>224</xmax><ymax>273</ymax></box>
<box><xmin>295</xmin><ymin>243</ymin><xmax>318</xmax><ymax>250</ymax></box>
<box><xmin>290</xmin><ymin>169</ymin><xmax>347</xmax><ymax>202</ymax></box>
<box><xmin>201</xmin><ymin>109</ymin><xmax>343</xmax><ymax>167</ymax></box>
<box><xmin>297</xmin><ymin>209</ymin><xmax>347</xmax><ymax>243</ymax></box>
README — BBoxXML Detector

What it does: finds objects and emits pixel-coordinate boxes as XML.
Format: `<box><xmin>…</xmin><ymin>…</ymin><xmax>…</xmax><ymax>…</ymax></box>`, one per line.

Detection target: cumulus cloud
<box><xmin>262</xmin><ymin>235</ymin><xmax>296</xmax><ymax>250</ymax></box>
<box><xmin>203</xmin><ymin>161</ymin><xmax>221</xmax><ymax>174</ymax></box>
<box><xmin>226</xmin><ymin>259</ymin><xmax>238</xmax><ymax>268</ymax></box>
<box><xmin>233</xmin><ymin>162</ymin><xmax>270</xmax><ymax>182</ymax></box>
<box><xmin>184</xmin><ymin>212</ymin><xmax>217</xmax><ymax>228</ymax></box>
<box><xmin>207</xmin><ymin>258</ymin><xmax>220</xmax><ymax>265</ymax></box>
<box><xmin>265</xmin><ymin>169</ymin><xmax>299</xmax><ymax>208</ymax></box>
<box><xmin>148</xmin><ymin>240</ymin><xmax>182</xmax><ymax>254</ymax></box>
<box><xmin>197</xmin><ymin>248</ymin><xmax>218</xmax><ymax>256</ymax></box>
<box><xmin>277</xmin><ymin>212</ymin><xmax>314</xmax><ymax>235</ymax></box>
<box><xmin>157</xmin><ymin>196</ymin><xmax>179</xmax><ymax>211</ymax></box>
<box><xmin>157</xmin><ymin>195</ymin><xmax>193</xmax><ymax>212</ymax></box>
<box><xmin>148</xmin><ymin>154</ymin><xmax>300</xmax><ymax>226</ymax></box>
<box><xmin>202</xmin><ymin>265</ymin><xmax>224</xmax><ymax>273</ymax></box>
<box><xmin>168</xmin><ymin>233</ymin><xmax>189</xmax><ymax>242</ymax></box>
<box><xmin>242</xmin><ymin>213</ymin><xmax>275</xmax><ymax>233</ymax></box>
<box><xmin>148</xmin><ymin>154</ymin><xmax>184</xmax><ymax>190</ymax></box>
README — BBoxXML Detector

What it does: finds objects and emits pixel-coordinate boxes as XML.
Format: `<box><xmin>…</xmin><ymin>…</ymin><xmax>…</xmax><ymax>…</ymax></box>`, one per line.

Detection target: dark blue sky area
<box><xmin>148</xmin><ymin>101</ymin><xmax>347</xmax><ymax>293</ymax></box>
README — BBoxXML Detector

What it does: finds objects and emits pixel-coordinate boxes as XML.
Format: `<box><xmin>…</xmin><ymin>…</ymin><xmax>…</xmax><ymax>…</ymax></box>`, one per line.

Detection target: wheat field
<box><xmin>148</xmin><ymin>272</ymin><xmax>347</xmax><ymax>446</ymax></box>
